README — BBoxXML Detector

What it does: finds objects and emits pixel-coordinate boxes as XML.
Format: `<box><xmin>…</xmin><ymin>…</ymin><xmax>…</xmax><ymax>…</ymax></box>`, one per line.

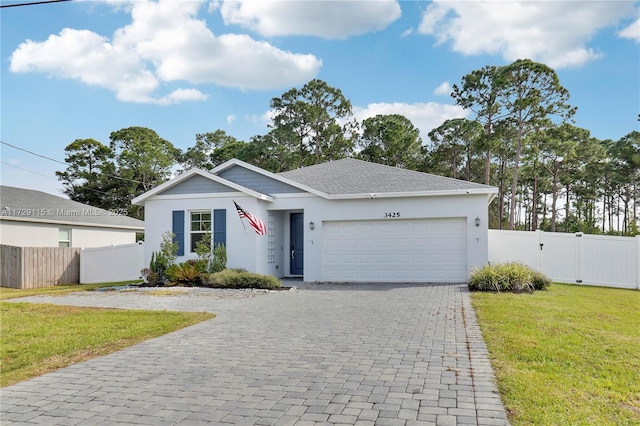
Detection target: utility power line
<box><xmin>0</xmin><ymin>160</ymin><xmax>59</xmax><ymax>180</ymax></box>
<box><xmin>0</xmin><ymin>0</ymin><xmax>73</xmax><ymax>9</ymax></box>
<box><xmin>1</xmin><ymin>160</ymin><xmax>111</xmax><ymax>196</ymax></box>
<box><xmin>1</xmin><ymin>140</ymin><xmax>144</xmax><ymax>185</ymax></box>
<box><xmin>1</xmin><ymin>140</ymin><xmax>66</xmax><ymax>165</ymax></box>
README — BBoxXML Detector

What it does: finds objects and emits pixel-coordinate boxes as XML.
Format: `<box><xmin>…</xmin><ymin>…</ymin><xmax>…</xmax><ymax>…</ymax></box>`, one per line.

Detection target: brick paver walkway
<box><xmin>1</xmin><ymin>283</ymin><xmax>508</xmax><ymax>425</ymax></box>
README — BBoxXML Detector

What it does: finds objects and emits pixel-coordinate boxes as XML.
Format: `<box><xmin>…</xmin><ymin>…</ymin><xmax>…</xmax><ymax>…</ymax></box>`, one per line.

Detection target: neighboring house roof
<box><xmin>279</xmin><ymin>158</ymin><xmax>496</xmax><ymax>198</ymax></box>
<box><xmin>0</xmin><ymin>186</ymin><xmax>144</xmax><ymax>230</ymax></box>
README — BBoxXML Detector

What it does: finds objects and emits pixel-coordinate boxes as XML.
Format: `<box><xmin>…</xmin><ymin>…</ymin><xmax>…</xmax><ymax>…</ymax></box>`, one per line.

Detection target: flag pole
<box><xmin>234</xmin><ymin>200</ymin><xmax>248</xmax><ymax>232</ymax></box>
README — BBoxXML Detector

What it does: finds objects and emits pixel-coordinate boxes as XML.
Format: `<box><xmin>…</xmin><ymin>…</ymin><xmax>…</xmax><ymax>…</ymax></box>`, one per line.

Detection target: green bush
<box><xmin>469</xmin><ymin>262</ymin><xmax>550</xmax><ymax>293</ymax></box>
<box><xmin>146</xmin><ymin>271</ymin><xmax>164</xmax><ymax>287</ymax></box>
<box><xmin>201</xmin><ymin>269</ymin><xmax>281</xmax><ymax>289</ymax></box>
<box><xmin>531</xmin><ymin>270</ymin><xmax>552</xmax><ymax>290</ymax></box>
<box><xmin>211</xmin><ymin>243</ymin><xmax>227</xmax><ymax>273</ymax></box>
<box><xmin>165</xmin><ymin>261</ymin><xmax>206</xmax><ymax>287</ymax></box>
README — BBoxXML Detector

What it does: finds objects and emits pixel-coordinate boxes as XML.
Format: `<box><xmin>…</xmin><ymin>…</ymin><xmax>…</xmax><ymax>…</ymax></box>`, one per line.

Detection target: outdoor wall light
<box><xmin>475</xmin><ymin>217</ymin><xmax>481</xmax><ymax>227</ymax></box>
<box><xmin>309</xmin><ymin>221</ymin><xmax>315</xmax><ymax>230</ymax></box>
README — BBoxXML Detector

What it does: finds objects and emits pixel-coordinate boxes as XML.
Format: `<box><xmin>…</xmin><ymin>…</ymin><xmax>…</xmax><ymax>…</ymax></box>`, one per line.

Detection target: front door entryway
<box><xmin>290</xmin><ymin>213</ymin><xmax>304</xmax><ymax>275</ymax></box>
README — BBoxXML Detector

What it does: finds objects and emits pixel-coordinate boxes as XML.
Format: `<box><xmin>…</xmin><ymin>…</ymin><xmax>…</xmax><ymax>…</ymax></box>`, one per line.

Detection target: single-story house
<box><xmin>0</xmin><ymin>186</ymin><xmax>144</xmax><ymax>248</ymax></box>
<box><xmin>133</xmin><ymin>158</ymin><xmax>498</xmax><ymax>283</ymax></box>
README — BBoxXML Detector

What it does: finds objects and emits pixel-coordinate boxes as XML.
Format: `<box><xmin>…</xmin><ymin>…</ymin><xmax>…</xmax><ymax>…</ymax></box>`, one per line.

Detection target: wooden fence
<box><xmin>0</xmin><ymin>245</ymin><xmax>80</xmax><ymax>289</ymax></box>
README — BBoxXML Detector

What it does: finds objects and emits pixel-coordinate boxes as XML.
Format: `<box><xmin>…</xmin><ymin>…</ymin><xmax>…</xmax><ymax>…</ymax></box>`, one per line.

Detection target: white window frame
<box><xmin>58</xmin><ymin>227</ymin><xmax>71</xmax><ymax>248</ymax></box>
<box><xmin>190</xmin><ymin>210</ymin><xmax>211</xmax><ymax>253</ymax></box>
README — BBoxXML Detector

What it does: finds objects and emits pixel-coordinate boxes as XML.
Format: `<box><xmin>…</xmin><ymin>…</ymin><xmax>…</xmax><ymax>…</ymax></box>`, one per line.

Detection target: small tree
<box><xmin>158</xmin><ymin>230</ymin><xmax>178</xmax><ymax>267</ymax></box>
<box><xmin>144</xmin><ymin>231</ymin><xmax>178</xmax><ymax>285</ymax></box>
<box><xmin>194</xmin><ymin>229</ymin><xmax>213</xmax><ymax>272</ymax></box>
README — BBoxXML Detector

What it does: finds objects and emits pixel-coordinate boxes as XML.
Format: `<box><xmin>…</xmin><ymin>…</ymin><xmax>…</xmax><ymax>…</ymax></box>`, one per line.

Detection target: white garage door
<box><xmin>323</xmin><ymin>218</ymin><xmax>467</xmax><ymax>283</ymax></box>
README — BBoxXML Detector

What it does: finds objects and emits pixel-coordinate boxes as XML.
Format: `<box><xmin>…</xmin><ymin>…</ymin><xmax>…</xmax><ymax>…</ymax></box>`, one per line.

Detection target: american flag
<box><xmin>234</xmin><ymin>201</ymin><xmax>267</xmax><ymax>235</ymax></box>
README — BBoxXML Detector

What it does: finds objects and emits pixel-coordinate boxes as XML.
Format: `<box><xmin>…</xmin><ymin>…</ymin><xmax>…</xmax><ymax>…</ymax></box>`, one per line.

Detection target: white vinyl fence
<box><xmin>80</xmin><ymin>242</ymin><xmax>144</xmax><ymax>284</ymax></box>
<box><xmin>488</xmin><ymin>230</ymin><xmax>640</xmax><ymax>290</ymax></box>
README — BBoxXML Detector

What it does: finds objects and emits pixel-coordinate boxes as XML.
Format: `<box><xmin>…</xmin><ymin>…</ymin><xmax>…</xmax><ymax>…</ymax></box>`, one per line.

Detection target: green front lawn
<box><xmin>472</xmin><ymin>284</ymin><xmax>640</xmax><ymax>425</ymax></box>
<box><xmin>0</xmin><ymin>281</ymin><xmax>141</xmax><ymax>300</ymax></box>
<box><xmin>1</xmin><ymin>282</ymin><xmax>213</xmax><ymax>387</ymax></box>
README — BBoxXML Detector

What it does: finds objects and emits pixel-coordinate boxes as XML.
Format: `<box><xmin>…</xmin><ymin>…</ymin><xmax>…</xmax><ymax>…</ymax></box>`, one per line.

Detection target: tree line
<box><xmin>57</xmin><ymin>59</ymin><xmax>639</xmax><ymax>235</ymax></box>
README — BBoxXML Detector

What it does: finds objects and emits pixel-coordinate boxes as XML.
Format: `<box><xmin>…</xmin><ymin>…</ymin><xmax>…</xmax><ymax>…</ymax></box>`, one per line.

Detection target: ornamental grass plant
<box><xmin>469</xmin><ymin>261</ymin><xmax>550</xmax><ymax>293</ymax></box>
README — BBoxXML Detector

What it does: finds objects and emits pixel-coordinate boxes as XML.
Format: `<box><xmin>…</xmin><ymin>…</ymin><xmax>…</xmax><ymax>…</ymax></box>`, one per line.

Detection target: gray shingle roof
<box><xmin>278</xmin><ymin>158</ymin><xmax>494</xmax><ymax>195</ymax></box>
<box><xmin>0</xmin><ymin>186</ymin><xmax>144</xmax><ymax>229</ymax></box>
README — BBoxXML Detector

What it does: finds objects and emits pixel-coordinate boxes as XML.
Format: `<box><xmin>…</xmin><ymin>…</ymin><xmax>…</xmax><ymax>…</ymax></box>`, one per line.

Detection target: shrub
<box><xmin>211</xmin><ymin>243</ymin><xmax>227</xmax><ymax>273</ymax></box>
<box><xmin>146</xmin><ymin>271</ymin><xmax>164</xmax><ymax>287</ymax></box>
<box><xmin>469</xmin><ymin>262</ymin><xmax>550</xmax><ymax>293</ymax></box>
<box><xmin>532</xmin><ymin>270</ymin><xmax>552</xmax><ymax>290</ymax></box>
<box><xmin>140</xmin><ymin>266</ymin><xmax>165</xmax><ymax>287</ymax></box>
<box><xmin>201</xmin><ymin>269</ymin><xmax>281</xmax><ymax>289</ymax></box>
<box><xmin>165</xmin><ymin>261</ymin><xmax>205</xmax><ymax>287</ymax></box>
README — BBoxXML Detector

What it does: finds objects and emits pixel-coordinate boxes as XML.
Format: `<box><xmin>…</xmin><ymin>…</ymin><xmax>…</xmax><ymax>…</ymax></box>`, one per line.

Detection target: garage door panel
<box><xmin>393</xmin><ymin>238</ymin><xmax>410</xmax><ymax>249</ymax></box>
<box><xmin>376</xmin><ymin>239</ymin><xmax>393</xmax><ymax>249</ymax></box>
<box><xmin>323</xmin><ymin>218</ymin><xmax>467</xmax><ymax>283</ymax></box>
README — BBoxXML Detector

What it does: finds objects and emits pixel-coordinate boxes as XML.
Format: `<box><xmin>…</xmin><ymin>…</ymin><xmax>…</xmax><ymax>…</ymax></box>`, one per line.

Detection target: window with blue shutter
<box><xmin>172</xmin><ymin>210</ymin><xmax>185</xmax><ymax>256</ymax></box>
<box><xmin>213</xmin><ymin>209</ymin><xmax>226</xmax><ymax>248</ymax></box>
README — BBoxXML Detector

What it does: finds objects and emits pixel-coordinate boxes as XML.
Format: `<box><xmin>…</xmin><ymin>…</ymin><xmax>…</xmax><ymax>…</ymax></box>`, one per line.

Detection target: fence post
<box><xmin>536</xmin><ymin>229</ymin><xmax>543</xmax><ymax>273</ymax></box>
<box><xmin>80</xmin><ymin>248</ymin><xmax>85</xmax><ymax>284</ymax></box>
<box><xmin>575</xmin><ymin>232</ymin><xmax>583</xmax><ymax>284</ymax></box>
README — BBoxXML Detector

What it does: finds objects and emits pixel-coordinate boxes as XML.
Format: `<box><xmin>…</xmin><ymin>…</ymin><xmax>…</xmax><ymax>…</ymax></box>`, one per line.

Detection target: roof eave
<box><xmin>0</xmin><ymin>216</ymin><xmax>144</xmax><ymax>231</ymax></box>
<box><xmin>326</xmin><ymin>188</ymin><xmax>499</xmax><ymax>200</ymax></box>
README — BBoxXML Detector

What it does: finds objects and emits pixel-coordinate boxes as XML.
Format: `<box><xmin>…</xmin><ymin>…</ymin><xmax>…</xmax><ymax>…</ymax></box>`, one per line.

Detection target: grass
<box><xmin>0</xmin><ymin>281</ymin><xmax>141</xmax><ymax>300</ymax></box>
<box><xmin>0</xmin><ymin>282</ymin><xmax>214</xmax><ymax>387</ymax></box>
<box><xmin>471</xmin><ymin>283</ymin><xmax>640</xmax><ymax>425</ymax></box>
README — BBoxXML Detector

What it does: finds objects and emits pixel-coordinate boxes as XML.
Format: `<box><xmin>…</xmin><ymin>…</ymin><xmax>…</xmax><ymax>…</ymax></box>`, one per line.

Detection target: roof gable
<box><xmin>132</xmin><ymin>168</ymin><xmax>276</xmax><ymax>205</ymax></box>
<box><xmin>218</xmin><ymin>165</ymin><xmax>305</xmax><ymax>195</ymax></box>
<box><xmin>161</xmin><ymin>174</ymin><xmax>236</xmax><ymax>195</ymax></box>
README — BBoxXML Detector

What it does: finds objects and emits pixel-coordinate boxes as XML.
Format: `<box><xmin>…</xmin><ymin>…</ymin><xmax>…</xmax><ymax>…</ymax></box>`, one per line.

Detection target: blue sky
<box><xmin>1</xmin><ymin>0</ymin><xmax>639</xmax><ymax>197</ymax></box>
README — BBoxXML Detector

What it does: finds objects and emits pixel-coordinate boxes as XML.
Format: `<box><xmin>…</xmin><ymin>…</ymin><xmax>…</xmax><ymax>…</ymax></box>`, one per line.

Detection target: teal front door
<box><xmin>290</xmin><ymin>213</ymin><xmax>304</xmax><ymax>275</ymax></box>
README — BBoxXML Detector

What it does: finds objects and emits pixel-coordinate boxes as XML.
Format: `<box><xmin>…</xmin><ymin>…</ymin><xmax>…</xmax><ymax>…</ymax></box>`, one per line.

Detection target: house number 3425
<box><xmin>384</xmin><ymin>212</ymin><xmax>400</xmax><ymax>218</ymax></box>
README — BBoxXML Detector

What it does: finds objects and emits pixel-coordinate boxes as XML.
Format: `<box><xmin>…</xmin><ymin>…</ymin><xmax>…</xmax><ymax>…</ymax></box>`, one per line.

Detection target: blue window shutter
<box><xmin>172</xmin><ymin>210</ymin><xmax>185</xmax><ymax>256</ymax></box>
<box><xmin>213</xmin><ymin>209</ymin><xmax>226</xmax><ymax>248</ymax></box>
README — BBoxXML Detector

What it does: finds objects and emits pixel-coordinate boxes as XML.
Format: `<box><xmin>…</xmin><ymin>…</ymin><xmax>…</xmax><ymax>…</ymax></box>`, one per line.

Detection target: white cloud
<box><xmin>353</xmin><ymin>102</ymin><xmax>468</xmax><ymax>141</ymax></box>
<box><xmin>10</xmin><ymin>0</ymin><xmax>321</xmax><ymax>104</ymax></box>
<box><xmin>401</xmin><ymin>28</ymin><xmax>414</xmax><ymax>38</ymax></box>
<box><xmin>10</xmin><ymin>28</ymin><xmax>160</xmax><ymax>104</ymax></box>
<box><xmin>226</xmin><ymin>114</ymin><xmax>236</xmax><ymax>124</ymax></box>
<box><xmin>433</xmin><ymin>81</ymin><xmax>451</xmax><ymax>96</ymax></box>
<box><xmin>247</xmin><ymin>110</ymin><xmax>273</xmax><ymax>128</ymax></box>
<box><xmin>219</xmin><ymin>0</ymin><xmax>401</xmax><ymax>39</ymax></box>
<box><xmin>157</xmin><ymin>88</ymin><xmax>208</xmax><ymax>106</ymax></box>
<box><xmin>418</xmin><ymin>1</ymin><xmax>636</xmax><ymax>68</ymax></box>
<box><xmin>618</xmin><ymin>17</ymin><xmax>640</xmax><ymax>42</ymax></box>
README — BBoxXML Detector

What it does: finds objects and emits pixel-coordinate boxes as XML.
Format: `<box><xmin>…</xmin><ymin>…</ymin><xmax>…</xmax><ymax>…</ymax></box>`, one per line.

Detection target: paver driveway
<box><xmin>1</xmin><ymin>283</ymin><xmax>508</xmax><ymax>425</ymax></box>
